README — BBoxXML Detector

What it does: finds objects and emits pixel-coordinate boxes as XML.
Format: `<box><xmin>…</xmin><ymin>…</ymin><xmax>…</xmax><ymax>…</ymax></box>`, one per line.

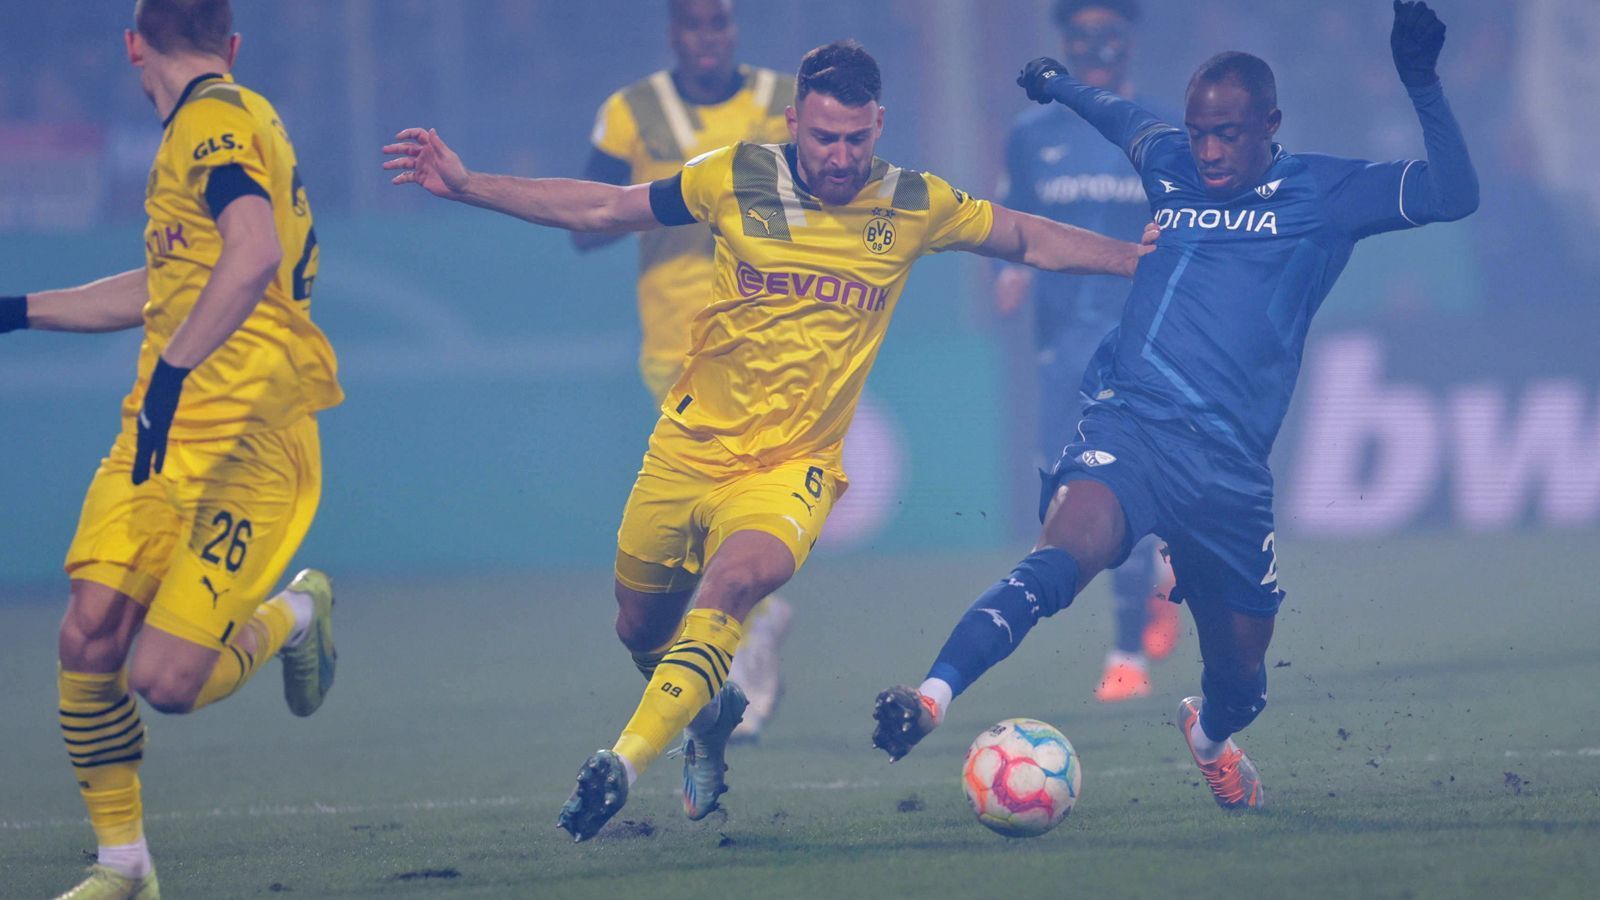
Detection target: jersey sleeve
<box><xmin>1000</xmin><ymin>124</ymin><xmax>1038</xmax><ymax>216</ymax></box>
<box><xmin>1045</xmin><ymin>78</ymin><xmax>1183</xmax><ymax>175</ymax></box>
<box><xmin>1306</xmin><ymin>155</ymin><xmax>1420</xmax><ymax>239</ymax></box>
<box><xmin>651</xmin><ymin>143</ymin><xmax>736</xmax><ymax>226</ymax></box>
<box><xmin>172</xmin><ymin>95</ymin><xmax>271</xmax><ymax>216</ymax></box>
<box><xmin>923</xmin><ymin>171</ymin><xmax>995</xmax><ymax>253</ymax></box>
<box><xmin>590</xmin><ymin>91</ymin><xmax>638</xmax><ymax>162</ymax></box>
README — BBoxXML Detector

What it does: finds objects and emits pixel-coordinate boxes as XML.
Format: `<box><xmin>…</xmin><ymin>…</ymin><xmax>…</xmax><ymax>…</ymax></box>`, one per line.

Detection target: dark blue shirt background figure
<box><xmin>1003</xmin><ymin>98</ymin><xmax>1170</xmax><ymax>345</ymax></box>
<box><xmin>1049</xmin><ymin>62</ymin><xmax>1478</xmax><ymax>462</ymax></box>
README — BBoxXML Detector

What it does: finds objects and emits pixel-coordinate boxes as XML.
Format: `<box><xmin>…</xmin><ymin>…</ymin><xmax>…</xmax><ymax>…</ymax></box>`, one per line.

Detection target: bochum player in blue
<box><xmin>874</xmin><ymin>0</ymin><xmax>1477</xmax><ymax>809</ymax></box>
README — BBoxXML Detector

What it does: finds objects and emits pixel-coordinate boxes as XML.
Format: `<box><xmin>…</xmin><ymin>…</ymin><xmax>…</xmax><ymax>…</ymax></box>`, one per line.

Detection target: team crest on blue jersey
<box><xmin>1255</xmin><ymin>178</ymin><xmax>1285</xmax><ymax>199</ymax></box>
<box><xmin>1080</xmin><ymin>450</ymin><xmax>1116</xmax><ymax>467</ymax></box>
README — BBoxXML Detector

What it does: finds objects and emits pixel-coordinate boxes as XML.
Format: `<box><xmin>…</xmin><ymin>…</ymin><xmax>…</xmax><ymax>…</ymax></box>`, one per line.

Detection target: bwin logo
<box><xmin>1256</xmin><ymin>178</ymin><xmax>1285</xmax><ymax>199</ymax></box>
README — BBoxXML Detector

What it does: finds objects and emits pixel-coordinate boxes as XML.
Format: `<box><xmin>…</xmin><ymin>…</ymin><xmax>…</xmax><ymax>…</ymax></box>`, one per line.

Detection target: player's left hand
<box><xmin>1017</xmin><ymin>57</ymin><xmax>1070</xmax><ymax>104</ymax></box>
<box><xmin>1390</xmin><ymin>0</ymin><xmax>1446</xmax><ymax>88</ymax></box>
<box><xmin>383</xmin><ymin>128</ymin><xmax>470</xmax><ymax>199</ymax></box>
<box><xmin>131</xmin><ymin>357</ymin><xmax>190</xmax><ymax>486</ymax></box>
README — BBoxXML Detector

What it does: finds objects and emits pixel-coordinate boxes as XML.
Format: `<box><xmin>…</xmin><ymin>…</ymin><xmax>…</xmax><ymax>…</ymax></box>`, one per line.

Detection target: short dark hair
<box><xmin>795</xmin><ymin>40</ymin><xmax>881</xmax><ymax>107</ymax></box>
<box><xmin>1187</xmin><ymin>51</ymin><xmax>1277</xmax><ymax>113</ymax></box>
<box><xmin>1052</xmin><ymin>0</ymin><xmax>1140</xmax><ymax>29</ymax></box>
<box><xmin>134</xmin><ymin>0</ymin><xmax>232</xmax><ymax>58</ymax></box>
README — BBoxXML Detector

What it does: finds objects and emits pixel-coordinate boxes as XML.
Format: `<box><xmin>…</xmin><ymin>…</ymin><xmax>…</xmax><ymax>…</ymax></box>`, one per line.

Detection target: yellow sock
<box><xmin>630</xmin><ymin>622</ymin><xmax>686</xmax><ymax>681</ymax></box>
<box><xmin>192</xmin><ymin>595</ymin><xmax>297</xmax><ymax>710</ymax></box>
<box><xmin>59</xmin><ymin>668</ymin><xmax>146</xmax><ymax>846</ymax></box>
<box><xmin>613</xmin><ymin>608</ymin><xmax>742</xmax><ymax>775</ymax></box>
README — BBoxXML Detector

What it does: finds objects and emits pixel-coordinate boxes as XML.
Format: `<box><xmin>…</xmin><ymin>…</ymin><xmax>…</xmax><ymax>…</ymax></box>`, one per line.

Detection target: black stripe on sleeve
<box><xmin>649</xmin><ymin>173</ymin><xmax>697</xmax><ymax>226</ymax></box>
<box><xmin>584</xmin><ymin>148</ymin><xmax>633</xmax><ymax>186</ymax></box>
<box><xmin>204</xmin><ymin>163</ymin><xmax>271</xmax><ymax>220</ymax></box>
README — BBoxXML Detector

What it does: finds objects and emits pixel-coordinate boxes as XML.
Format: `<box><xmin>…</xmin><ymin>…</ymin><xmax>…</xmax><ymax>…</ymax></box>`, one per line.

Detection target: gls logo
<box><xmin>192</xmin><ymin>133</ymin><xmax>240</xmax><ymax>160</ymax></box>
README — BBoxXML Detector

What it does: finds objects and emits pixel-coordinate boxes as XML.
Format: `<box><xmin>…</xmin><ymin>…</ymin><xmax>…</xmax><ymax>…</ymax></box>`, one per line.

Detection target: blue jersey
<box><xmin>1002</xmin><ymin>100</ymin><xmax>1166</xmax><ymax>339</ymax></box>
<box><xmin>1056</xmin><ymin>80</ymin><xmax>1478</xmax><ymax>461</ymax></box>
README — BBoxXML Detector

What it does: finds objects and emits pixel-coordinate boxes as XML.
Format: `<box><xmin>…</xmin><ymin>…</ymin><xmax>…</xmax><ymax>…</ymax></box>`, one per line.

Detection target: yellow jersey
<box><xmin>590</xmin><ymin>66</ymin><xmax>793</xmax><ymax>375</ymax></box>
<box><xmin>662</xmin><ymin>141</ymin><xmax>994</xmax><ymax>474</ymax></box>
<box><xmin>132</xmin><ymin>73</ymin><xmax>341</xmax><ymax>440</ymax></box>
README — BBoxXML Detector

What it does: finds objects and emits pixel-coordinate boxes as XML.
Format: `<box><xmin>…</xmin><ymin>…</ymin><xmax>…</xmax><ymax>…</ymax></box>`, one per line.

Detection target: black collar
<box><xmin>670</xmin><ymin>67</ymin><xmax>746</xmax><ymax>106</ymax></box>
<box><xmin>163</xmin><ymin>72</ymin><xmax>226</xmax><ymax>129</ymax></box>
<box><xmin>782</xmin><ymin>143</ymin><xmax>815</xmax><ymax>197</ymax></box>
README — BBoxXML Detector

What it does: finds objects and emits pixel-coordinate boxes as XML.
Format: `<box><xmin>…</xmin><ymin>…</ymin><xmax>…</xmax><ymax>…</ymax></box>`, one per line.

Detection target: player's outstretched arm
<box><xmin>976</xmin><ymin>205</ymin><xmax>1152</xmax><ymax>277</ymax></box>
<box><xmin>2</xmin><ymin>269</ymin><xmax>148</xmax><ymax>334</ymax></box>
<box><xmin>1017</xmin><ymin>58</ymin><xmax>1177</xmax><ymax>171</ymax></box>
<box><xmin>383</xmin><ymin>128</ymin><xmax>660</xmax><ymax>234</ymax></box>
<box><xmin>1389</xmin><ymin>0</ymin><xmax>1479</xmax><ymax>223</ymax></box>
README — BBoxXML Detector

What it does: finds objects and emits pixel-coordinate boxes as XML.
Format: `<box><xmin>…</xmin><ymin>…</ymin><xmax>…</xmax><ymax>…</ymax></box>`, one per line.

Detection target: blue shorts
<box><xmin>1039</xmin><ymin>405</ymin><xmax>1286</xmax><ymax>617</ymax></box>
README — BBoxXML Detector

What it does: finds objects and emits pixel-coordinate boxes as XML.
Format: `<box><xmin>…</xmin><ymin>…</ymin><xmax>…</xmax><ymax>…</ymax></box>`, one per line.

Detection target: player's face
<box><xmin>669</xmin><ymin>0</ymin><xmax>736</xmax><ymax>80</ymax></box>
<box><xmin>1183</xmin><ymin>79</ymin><xmax>1280</xmax><ymax>197</ymax></box>
<box><xmin>787</xmin><ymin>93</ymin><xmax>883</xmax><ymax>206</ymax></box>
<box><xmin>1062</xmin><ymin>8</ymin><xmax>1133</xmax><ymax>91</ymax></box>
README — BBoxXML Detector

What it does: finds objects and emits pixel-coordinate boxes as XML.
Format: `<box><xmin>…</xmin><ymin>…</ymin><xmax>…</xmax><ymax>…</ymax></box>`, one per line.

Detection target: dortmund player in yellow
<box><xmin>578</xmin><ymin>0</ymin><xmax>797</xmax><ymax>742</ymax></box>
<box><xmin>385</xmin><ymin>40</ymin><xmax>1149</xmax><ymax>842</ymax></box>
<box><xmin>1</xmin><ymin>3</ymin><xmax>341</xmax><ymax>897</ymax></box>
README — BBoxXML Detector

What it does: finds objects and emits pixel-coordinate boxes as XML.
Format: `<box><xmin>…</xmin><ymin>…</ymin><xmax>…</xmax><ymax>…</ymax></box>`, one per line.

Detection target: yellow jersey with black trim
<box><xmin>133</xmin><ymin>72</ymin><xmax>341</xmax><ymax>440</ymax></box>
<box><xmin>662</xmin><ymin>141</ymin><xmax>994</xmax><ymax>472</ymax></box>
<box><xmin>590</xmin><ymin>66</ymin><xmax>793</xmax><ymax>371</ymax></box>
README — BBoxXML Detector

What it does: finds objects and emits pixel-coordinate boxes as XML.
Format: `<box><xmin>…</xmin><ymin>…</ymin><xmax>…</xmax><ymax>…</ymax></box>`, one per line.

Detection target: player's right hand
<box><xmin>131</xmin><ymin>357</ymin><xmax>189</xmax><ymax>486</ymax></box>
<box><xmin>1017</xmin><ymin>57</ymin><xmax>1070</xmax><ymax>104</ymax></box>
<box><xmin>383</xmin><ymin>128</ymin><xmax>470</xmax><ymax>199</ymax></box>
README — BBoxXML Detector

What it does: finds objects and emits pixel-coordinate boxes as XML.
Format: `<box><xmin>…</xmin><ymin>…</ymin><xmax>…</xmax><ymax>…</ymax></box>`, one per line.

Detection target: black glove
<box><xmin>132</xmin><ymin>357</ymin><xmax>191</xmax><ymax>486</ymax></box>
<box><xmin>1017</xmin><ymin>57</ymin><xmax>1070</xmax><ymax>105</ymax></box>
<box><xmin>1391</xmin><ymin>0</ymin><xmax>1446</xmax><ymax>88</ymax></box>
<box><xmin>0</xmin><ymin>295</ymin><xmax>27</xmax><ymax>333</ymax></box>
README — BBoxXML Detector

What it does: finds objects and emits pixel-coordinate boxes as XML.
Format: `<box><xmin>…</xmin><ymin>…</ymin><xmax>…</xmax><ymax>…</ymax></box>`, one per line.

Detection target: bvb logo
<box><xmin>862</xmin><ymin>216</ymin><xmax>896</xmax><ymax>254</ymax></box>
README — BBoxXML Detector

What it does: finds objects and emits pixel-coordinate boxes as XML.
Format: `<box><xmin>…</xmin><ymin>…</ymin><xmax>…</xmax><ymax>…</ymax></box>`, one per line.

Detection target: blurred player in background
<box><xmin>1</xmin><ymin>2</ymin><xmax>341</xmax><ymax>896</ymax></box>
<box><xmin>576</xmin><ymin>0</ymin><xmax>796</xmax><ymax>743</ymax></box>
<box><xmin>875</xmin><ymin>1</ymin><xmax>1477</xmax><ymax>812</ymax></box>
<box><xmin>996</xmin><ymin>0</ymin><xmax>1177</xmax><ymax>703</ymax></box>
<box><xmin>385</xmin><ymin>40</ymin><xmax>1152</xmax><ymax>842</ymax></box>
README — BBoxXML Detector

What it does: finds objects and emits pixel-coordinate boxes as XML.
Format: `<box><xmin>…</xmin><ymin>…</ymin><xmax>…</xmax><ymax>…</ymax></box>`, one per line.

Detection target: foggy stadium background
<box><xmin>2</xmin><ymin>1</ymin><xmax>1599</xmax><ymax>895</ymax></box>
<box><xmin>2</xmin><ymin>0</ymin><xmax>1596</xmax><ymax>579</ymax></box>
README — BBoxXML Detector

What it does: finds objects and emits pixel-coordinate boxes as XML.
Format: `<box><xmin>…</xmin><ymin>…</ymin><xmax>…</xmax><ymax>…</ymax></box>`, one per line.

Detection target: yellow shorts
<box><xmin>615</xmin><ymin>417</ymin><xmax>840</xmax><ymax>594</ymax></box>
<box><xmin>639</xmin><ymin>355</ymin><xmax>684</xmax><ymax>407</ymax></box>
<box><xmin>64</xmin><ymin>415</ymin><xmax>322</xmax><ymax>650</ymax></box>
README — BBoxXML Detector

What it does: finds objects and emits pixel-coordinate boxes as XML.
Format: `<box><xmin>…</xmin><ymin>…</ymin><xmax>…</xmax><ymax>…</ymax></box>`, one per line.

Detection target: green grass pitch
<box><xmin>3</xmin><ymin>529</ymin><xmax>1598</xmax><ymax>898</ymax></box>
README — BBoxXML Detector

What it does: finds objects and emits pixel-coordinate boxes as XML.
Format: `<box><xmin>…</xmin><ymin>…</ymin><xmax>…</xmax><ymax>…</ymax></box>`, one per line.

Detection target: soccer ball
<box><xmin>962</xmin><ymin>717</ymin><xmax>1081</xmax><ymax>837</ymax></box>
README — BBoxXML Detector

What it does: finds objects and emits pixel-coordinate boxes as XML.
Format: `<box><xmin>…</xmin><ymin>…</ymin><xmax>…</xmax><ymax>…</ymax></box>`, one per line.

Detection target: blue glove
<box><xmin>0</xmin><ymin>295</ymin><xmax>26</xmax><ymax>333</ymax></box>
<box><xmin>132</xmin><ymin>357</ymin><xmax>191</xmax><ymax>486</ymax></box>
<box><xmin>1017</xmin><ymin>57</ymin><xmax>1070</xmax><ymax>105</ymax></box>
<box><xmin>1391</xmin><ymin>0</ymin><xmax>1447</xmax><ymax>88</ymax></box>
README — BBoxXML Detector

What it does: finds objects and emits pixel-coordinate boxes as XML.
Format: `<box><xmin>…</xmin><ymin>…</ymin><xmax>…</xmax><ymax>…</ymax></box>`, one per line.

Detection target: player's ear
<box><xmin>225</xmin><ymin>33</ymin><xmax>241</xmax><ymax>69</ymax></box>
<box><xmin>1263</xmin><ymin>107</ymin><xmax>1282</xmax><ymax>139</ymax></box>
<box><xmin>785</xmin><ymin>104</ymin><xmax>798</xmax><ymax>140</ymax></box>
<box><xmin>875</xmin><ymin>104</ymin><xmax>885</xmax><ymax>135</ymax></box>
<box><xmin>124</xmin><ymin>29</ymin><xmax>143</xmax><ymax>67</ymax></box>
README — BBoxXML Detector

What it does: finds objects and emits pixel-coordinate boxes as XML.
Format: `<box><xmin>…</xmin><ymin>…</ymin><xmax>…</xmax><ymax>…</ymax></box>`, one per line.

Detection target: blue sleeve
<box><xmin>1319</xmin><ymin>82</ymin><xmax>1479</xmax><ymax>239</ymax></box>
<box><xmin>1043</xmin><ymin>77</ymin><xmax>1183</xmax><ymax>174</ymax></box>
<box><xmin>1001</xmin><ymin>124</ymin><xmax>1037</xmax><ymax>216</ymax></box>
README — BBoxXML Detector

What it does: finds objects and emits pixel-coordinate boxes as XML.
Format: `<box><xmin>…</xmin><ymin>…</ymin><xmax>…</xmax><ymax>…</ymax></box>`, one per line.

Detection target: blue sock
<box><xmin>926</xmin><ymin>548</ymin><xmax>1079</xmax><ymax>697</ymax></box>
<box><xmin>1198</xmin><ymin>662</ymin><xmax>1269</xmax><ymax>742</ymax></box>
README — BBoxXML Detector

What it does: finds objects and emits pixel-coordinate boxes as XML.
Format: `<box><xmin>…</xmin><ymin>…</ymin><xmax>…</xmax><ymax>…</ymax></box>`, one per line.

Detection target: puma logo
<box><xmin>746</xmin><ymin>206</ymin><xmax>780</xmax><ymax>235</ymax></box>
<box><xmin>790</xmin><ymin>491</ymin><xmax>815</xmax><ymax>514</ymax></box>
<box><xmin>200</xmin><ymin>575</ymin><xmax>228</xmax><ymax>609</ymax></box>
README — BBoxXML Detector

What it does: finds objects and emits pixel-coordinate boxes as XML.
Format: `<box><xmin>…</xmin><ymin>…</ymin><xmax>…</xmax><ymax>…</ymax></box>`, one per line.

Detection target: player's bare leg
<box><xmin>1178</xmin><ymin>591</ymin><xmax>1273</xmax><ymax>809</ymax></box>
<box><xmin>875</xmin><ymin>480</ymin><xmax>1123</xmax><ymax>760</ymax></box>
